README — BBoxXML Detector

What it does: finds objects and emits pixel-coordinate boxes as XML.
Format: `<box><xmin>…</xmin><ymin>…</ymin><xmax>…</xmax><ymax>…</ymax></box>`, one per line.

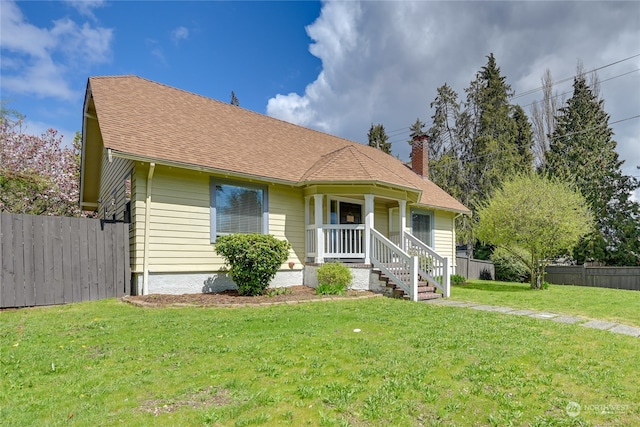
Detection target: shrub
<box><xmin>215</xmin><ymin>234</ymin><xmax>291</xmax><ymax>296</ymax></box>
<box><xmin>479</xmin><ymin>268</ymin><xmax>493</xmax><ymax>280</ymax></box>
<box><xmin>491</xmin><ymin>247</ymin><xmax>530</xmax><ymax>283</ymax></box>
<box><xmin>315</xmin><ymin>262</ymin><xmax>352</xmax><ymax>295</ymax></box>
<box><xmin>450</xmin><ymin>274</ymin><xmax>466</xmax><ymax>286</ymax></box>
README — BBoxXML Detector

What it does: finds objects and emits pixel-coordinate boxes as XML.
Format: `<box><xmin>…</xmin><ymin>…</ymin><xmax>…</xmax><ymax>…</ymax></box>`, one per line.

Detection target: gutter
<box><xmin>142</xmin><ymin>162</ymin><xmax>155</xmax><ymax>295</ymax></box>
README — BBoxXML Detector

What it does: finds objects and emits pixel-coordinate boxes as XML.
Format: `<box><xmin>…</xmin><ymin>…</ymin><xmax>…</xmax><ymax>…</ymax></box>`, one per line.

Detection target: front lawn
<box><xmin>1</xmin><ymin>297</ymin><xmax>639</xmax><ymax>426</ymax></box>
<box><xmin>451</xmin><ymin>279</ymin><xmax>640</xmax><ymax>327</ymax></box>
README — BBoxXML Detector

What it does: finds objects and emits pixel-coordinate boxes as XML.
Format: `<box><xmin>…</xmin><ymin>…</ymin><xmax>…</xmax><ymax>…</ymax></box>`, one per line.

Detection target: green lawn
<box><xmin>451</xmin><ymin>279</ymin><xmax>640</xmax><ymax>327</ymax></box>
<box><xmin>1</xmin><ymin>296</ymin><xmax>639</xmax><ymax>426</ymax></box>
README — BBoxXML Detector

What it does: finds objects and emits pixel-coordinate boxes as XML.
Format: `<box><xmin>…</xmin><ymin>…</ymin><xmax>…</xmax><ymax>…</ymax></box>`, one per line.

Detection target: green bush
<box><xmin>315</xmin><ymin>262</ymin><xmax>352</xmax><ymax>295</ymax></box>
<box><xmin>491</xmin><ymin>247</ymin><xmax>530</xmax><ymax>283</ymax></box>
<box><xmin>215</xmin><ymin>234</ymin><xmax>291</xmax><ymax>296</ymax></box>
<box><xmin>450</xmin><ymin>274</ymin><xmax>466</xmax><ymax>286</ymax></box>
<box><xmin>479</xmin><ymin>268</ymin><xmax>493</xmax><ymax>280</ymax></box>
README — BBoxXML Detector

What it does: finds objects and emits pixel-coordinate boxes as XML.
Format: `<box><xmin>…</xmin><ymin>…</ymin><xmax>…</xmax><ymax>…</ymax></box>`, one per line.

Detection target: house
<box><xmin>79</xmin><ymin>76</ymin><xmax>470</xmax><ymax>300</ymax></box>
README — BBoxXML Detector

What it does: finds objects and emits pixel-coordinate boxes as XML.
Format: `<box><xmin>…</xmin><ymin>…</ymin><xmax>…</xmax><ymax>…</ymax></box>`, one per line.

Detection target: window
<box><xmin>210</xmin><ymin>178</ymin><xmax>268</xmax><ymax>242</ymax></box>
<box><xmin>411</xmin><ymin>209</ymin><xmax>433</xmax><ymax>247</ymax></box>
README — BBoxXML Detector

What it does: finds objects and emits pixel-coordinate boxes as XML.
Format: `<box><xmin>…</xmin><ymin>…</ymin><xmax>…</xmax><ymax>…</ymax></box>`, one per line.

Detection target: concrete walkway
<box><xmin>425</xmin><ymin>299</ymin><xmax>640</xmax><ymax>338</ymax></box>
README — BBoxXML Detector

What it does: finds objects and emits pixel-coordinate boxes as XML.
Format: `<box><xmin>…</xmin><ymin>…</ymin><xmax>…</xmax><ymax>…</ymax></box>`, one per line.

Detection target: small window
<box><xmin>411</xmin><ymin>210</ymin><xmax>433</xmax><ymax>247</ymax></box>
<box><xmin>210</xmin><ymin>179</ymin><xmax>268</xmax><ymax>242</ymax></box>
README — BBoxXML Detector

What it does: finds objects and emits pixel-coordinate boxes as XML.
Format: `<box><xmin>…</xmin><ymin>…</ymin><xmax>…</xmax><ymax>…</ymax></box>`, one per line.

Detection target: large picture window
<box><xmin>210</xmin><ymin>178</ymin><xmax>268</xmax><ymax>242</ymax></box>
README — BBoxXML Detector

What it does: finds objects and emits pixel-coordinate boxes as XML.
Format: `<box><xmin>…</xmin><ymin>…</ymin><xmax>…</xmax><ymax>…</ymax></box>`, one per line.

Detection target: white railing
<box><xmin>306</xmin><ymin>226</ymin><xmax>317</xmax><ymax>256</ymax></box>
<box><xmin>403</xmin><ymin>232</ymin><xmax>450</xmax><ymax>297</ymax></box>
<box><xmin>370</xmin><ymin>228</ymin><xmax>419</xmax><ymax>301</ymax></box>
<box><xmin>306</xmin><ymin>224</ymin><xmax>365</xmax><ymax>259</ymax></box>
<box><xmin>323</xmin><ymin>224</ymin><xmax>365</xmax><ymax>258</ymax></box>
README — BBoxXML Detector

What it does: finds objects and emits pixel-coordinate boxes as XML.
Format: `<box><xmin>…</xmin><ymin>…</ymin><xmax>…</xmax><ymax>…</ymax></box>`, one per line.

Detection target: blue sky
<box><xmin>2</xmin><ymin>1</ymin><xmax>639</xmax><ymax>198</ymax></box>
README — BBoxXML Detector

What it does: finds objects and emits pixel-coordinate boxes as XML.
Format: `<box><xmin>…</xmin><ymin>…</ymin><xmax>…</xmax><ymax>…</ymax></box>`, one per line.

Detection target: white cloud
<box><xmin>171</xmin><ymin>26</ymin><xmax>189</xmax><ymax>44</ymax></box>
<box><xmin>267</xmin><ymin>0</ymin><xmax>640</xmax><ymax>200</ymax></box>
<box><xmin>64</xmin><ymin>0</ymin><xmax>106</xmax><ymax>20</ymax></box>
<box><xmin>0</xmin><ymin>0</ymin><xmax>112</xmax><ymax>100</ymax></box>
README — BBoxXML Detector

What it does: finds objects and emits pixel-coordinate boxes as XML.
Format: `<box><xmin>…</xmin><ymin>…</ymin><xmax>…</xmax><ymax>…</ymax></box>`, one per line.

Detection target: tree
<box><xmin>530</xmin><ymin>69</ymin><xmax>561</xmax><ymax>170</ymax></box>
<box><xmin>476</xmin><ymin>174</ymin><xmax>593</xmax><ymax>289</ymax></box>
<box><xmin>422</xmin><ymin>54</ymin><xmax>534</xmax><ymax>257</ymax></box>
<box><xmin>367</xmin><ymin>123</ymin><xmax>391</xmax><ymax>154</ymax></box>
<box><xmin>546</xmin><ymin>73</ymin><xmax>640</xmax><ymax>265</ymax></box>
<box><xmin>0</xmin><ymin>117</ymin><xmax>80</xmax><ymax>216</ymax></box>
<box><xmin>230</xmin><ymin>91</ymin><xmax>240</xmax><ymax>106</ymax></box>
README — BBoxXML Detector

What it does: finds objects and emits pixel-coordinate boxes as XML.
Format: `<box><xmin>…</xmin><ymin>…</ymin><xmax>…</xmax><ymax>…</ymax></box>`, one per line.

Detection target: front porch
<box><xmin>302</xmin><ymin>191</ymin><xmax>451</xmax><ymax>300</ymax></box>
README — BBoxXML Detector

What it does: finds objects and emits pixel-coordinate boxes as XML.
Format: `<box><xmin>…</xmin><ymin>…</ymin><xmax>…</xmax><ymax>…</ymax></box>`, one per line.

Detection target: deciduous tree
<box><xmin>476</xmin><ymin>174</ymin><xmax>593</xmax><ymax>289</ymax></box>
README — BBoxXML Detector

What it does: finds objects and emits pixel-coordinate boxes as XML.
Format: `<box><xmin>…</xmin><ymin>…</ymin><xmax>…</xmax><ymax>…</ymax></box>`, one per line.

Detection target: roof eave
<box><xmin>108</xmin><ymin>150</ymin><xmax>298</xmax><ymax>187</ymax></box>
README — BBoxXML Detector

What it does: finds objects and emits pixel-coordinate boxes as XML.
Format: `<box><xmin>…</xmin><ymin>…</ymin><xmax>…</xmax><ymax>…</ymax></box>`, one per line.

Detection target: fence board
<box><xmin>70</xmin><ymin>218</ymin><xmax>82</xmax><ymax>302</ymax></box>
<box><xmin>88</xmin><ymin>219</ymin><xmax>99</xmax><ymax>300</ymax></box>
<box><xmin>104</xmin><ymin>222</ymin><xmax>115</xmax><ymax>298</ymax></box>
<box><xmin>33</xmin><ymin>216</ymin><xmax>46</xmax><ymax>306</ymax></box>
<box><xmin>51</xmin><ymin>218</ymin><xmax>64</xmax><ymax>304</ymax></box>
<box><xmin>61</xmin><ymin>217</ymin><xmax>73</xmax><ymax>303</ymax></box>
<box><xmin>1</xmin><ymin>214</ymin><xmax>16</xmax><ymax>307</ymax></box>
<box><xmin>79</xmin><ymin>219</ymin><xmax>90</xmax><ymax>302</ymax></box>
<box><xmin>22</xmin><ymin>215</ymin><xmax>36</xmax><ymax>307</ymax></box>
<box><xmin>456</xmin><ymin>256</ymin><xmax>495</xmax><ymax>280</ymax></box>
<box><xmin>12</xmin><ymin>215</ymin><xmax>26</xmax><ymax>307</ymax></box>
<box><xmin>0</xmin><ymin>213</ymin><xmax>130</xmax><ymax>308</ymax></box>
<box><xmin>96</xmin><ymin>223</ymin><xmax>106</xmax><ymax>300</ymax></box>
<box><xmin>546</xmin><ymin>266</ymin><xmax>640</xmax><ymax>291</ymax></box>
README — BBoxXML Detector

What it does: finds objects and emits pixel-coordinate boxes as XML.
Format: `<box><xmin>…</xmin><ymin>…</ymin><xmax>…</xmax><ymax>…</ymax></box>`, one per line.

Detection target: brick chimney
<box><xmin>411</xmin><ymin>135</ymin><xmax>429</xmax><ymax>179</ymax></box>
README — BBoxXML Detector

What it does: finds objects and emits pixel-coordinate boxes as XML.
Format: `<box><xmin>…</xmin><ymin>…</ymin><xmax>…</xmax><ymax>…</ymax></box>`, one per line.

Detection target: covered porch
<box><xmin>302</xmin><ymin>186</ymin><xmax>451</xmax><ymax>300</ymax></box>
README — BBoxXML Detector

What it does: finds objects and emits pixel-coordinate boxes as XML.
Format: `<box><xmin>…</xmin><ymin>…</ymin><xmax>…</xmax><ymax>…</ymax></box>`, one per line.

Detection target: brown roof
<box><xmin>87</xmin><ymin>75</ymin><xmax>469</xmax><ymax>214</ymax></box>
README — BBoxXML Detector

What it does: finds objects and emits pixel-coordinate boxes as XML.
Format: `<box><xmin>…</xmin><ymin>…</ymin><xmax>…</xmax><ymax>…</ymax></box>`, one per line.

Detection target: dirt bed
<box><xmin>123</xmin><ymin>285</ymin><xmax>380</xmax><ymax>308</ymax></box>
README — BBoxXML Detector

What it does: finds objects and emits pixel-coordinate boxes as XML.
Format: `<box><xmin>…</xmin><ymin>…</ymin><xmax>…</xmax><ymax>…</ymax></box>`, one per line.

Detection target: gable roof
<box><xmin>85</xmin><ymin>75</ymin><xmax>469</xmax><ymax>214</ymax></box>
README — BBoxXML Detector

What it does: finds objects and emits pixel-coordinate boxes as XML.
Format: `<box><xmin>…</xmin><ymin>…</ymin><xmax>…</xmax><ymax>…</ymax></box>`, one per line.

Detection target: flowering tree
<box><xmin>0</xmin><ymin>117</ymin><xmax>81</xmax><ymax>217</ymax></box>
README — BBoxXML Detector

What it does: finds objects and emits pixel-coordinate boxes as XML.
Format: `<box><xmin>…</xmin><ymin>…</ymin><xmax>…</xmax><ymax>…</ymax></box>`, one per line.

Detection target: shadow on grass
<box><xmin>461</xmin><ymin>281</ymin><xmax>531</xmax><ymax>292</ymax></box>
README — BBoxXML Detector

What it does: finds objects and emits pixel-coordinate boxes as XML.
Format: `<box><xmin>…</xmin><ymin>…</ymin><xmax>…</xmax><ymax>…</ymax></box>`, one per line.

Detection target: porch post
<box><xmin>364</xmin><ymin>194</ymin><xmax>374</xmax><ymax>264</ymax></box>
<box><xmin>399</xmin><ymin>200</ymin><xmax>407</xmax><ymax>250</ymax></box>
<box><xmin>313</xmin><ymin>194</ymin><xmax>324</xmax><ymax>264</ymax></box>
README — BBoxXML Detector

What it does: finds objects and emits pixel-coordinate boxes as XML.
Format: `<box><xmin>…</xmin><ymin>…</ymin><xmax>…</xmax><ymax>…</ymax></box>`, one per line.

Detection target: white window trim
<box><xmin>410</xmin><ymin>208</ymin><xmax>434</xmax><ymax>247</ymax></box>
<box><xmin>210</xmin><ymin>178</ymin><xmax>269</xmax><ymax>243</ymax></box>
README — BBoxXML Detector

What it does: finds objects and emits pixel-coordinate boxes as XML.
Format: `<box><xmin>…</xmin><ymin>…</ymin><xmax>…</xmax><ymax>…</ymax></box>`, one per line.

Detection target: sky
<box><xmin>1</xmin><ymin>0</ymin><xmax>639</xmax><ymax>199</ymax></box>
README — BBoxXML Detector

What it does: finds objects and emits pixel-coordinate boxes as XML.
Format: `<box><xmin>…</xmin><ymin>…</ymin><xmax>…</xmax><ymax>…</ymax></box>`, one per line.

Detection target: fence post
<box><xmin>582</xmin><ymin>264</ymin><xmax>587</xmax><ymax>287</ymax></box>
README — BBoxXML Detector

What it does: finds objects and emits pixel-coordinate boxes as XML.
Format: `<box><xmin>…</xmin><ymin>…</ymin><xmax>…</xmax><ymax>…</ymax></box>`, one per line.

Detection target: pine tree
<box><xmin>230</xmin><ymin>91</ymin><xmax>240</xmax><ymax>106</ymax></box>
<box><xmin>367</xmin><ymin>123</ymin><xmax>391</xmax><ymax>154</ymax></box>
<box><xmin>546</xmin><ymin>74</ymin><xmax>640</xmax><ymax>265</ymax></box>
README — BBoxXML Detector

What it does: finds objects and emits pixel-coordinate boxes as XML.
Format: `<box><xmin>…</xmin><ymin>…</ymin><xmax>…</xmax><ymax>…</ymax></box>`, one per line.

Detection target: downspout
<box><xmin>142</xmin><ymin>163</ymin><xmax>155</xmax><ymax>295</ymax></box>
<box><xmin>453</xmin><ymin>213</ymin><xmax>462</xmax><ymax>277</ymax></box>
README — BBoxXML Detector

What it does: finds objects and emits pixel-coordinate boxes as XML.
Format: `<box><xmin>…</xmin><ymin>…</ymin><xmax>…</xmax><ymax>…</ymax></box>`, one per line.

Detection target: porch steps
<box><xmin>374</xmin><ymin>267</ymin><xmax>441</xmax><ymax>301</ymax></box>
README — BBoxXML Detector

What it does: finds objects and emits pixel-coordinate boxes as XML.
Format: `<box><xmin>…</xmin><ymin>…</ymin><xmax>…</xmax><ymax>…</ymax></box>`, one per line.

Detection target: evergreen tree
<box><xmin>546</xmin><ymin>74</ymin><xmax>640</xmax><ymax>265</ymax></box>
<box><xmin>230</xmin><ymin>91</ymin><xmax>240</xmax><ymax>106</ymax></box>
<box><xmin>367</xmin><ymin>123</ymin><xmax>391</xmax><ymax>154</ymax></box>
<box><xmin>512</xmin><ymin>104</ymin><xmax>534</xmax><ymax>173</ymax></box>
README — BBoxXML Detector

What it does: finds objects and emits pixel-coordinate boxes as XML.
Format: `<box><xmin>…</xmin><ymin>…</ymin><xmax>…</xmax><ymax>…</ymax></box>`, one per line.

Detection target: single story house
<box><xmin>79</xmin><ymin>76</ymin><xmax>470</xmax><ymax>300</ymax></box>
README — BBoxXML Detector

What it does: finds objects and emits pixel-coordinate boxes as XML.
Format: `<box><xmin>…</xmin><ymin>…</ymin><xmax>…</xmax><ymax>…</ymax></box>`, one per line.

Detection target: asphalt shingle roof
<box><xmin>88</xmin><ymin>75</ymin><xmax>469</xmax><ymax>214</ymax></box>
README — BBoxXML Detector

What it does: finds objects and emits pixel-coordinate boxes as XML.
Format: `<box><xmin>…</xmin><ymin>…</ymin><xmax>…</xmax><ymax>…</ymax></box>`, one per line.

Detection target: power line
<box><xmin>512</xmin><ymin>53</ymin><xmax>640</xmax><ymax>100</ymax></box>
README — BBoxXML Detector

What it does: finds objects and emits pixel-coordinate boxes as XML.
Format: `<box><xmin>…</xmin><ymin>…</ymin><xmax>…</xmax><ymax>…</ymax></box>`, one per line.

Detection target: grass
<box><xmin>1</xmin><ymin>295</ymin><xmax>639</xmax><ymax>426</ymax></box>
<box><xmin>452</xmin><ymin>279</ymin><xmax>640</xmax><ymax>327</ymax></box>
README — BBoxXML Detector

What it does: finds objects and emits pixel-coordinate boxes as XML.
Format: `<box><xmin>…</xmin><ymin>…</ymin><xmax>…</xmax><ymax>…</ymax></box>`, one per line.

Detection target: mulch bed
<box><xmin>122</xmin><ymin>285</ymin><xmax>380</xmax><ymax>308</ymax></box>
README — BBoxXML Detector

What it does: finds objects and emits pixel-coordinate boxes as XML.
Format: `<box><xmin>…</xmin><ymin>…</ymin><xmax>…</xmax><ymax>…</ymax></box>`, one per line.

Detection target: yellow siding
<box><xmin>374</xmin><ymin>201</ymin><xmax>389</xmax><ymax>237</ymax></box>
<box><xmin>132</xmin><ymin>165</ymin><xmax>304</xmax><ymax>273</ymax></box>
<box><xmin>433</xmin><ymin>211</ymin><xmax>455</xmax><ymax>262</ymax></box>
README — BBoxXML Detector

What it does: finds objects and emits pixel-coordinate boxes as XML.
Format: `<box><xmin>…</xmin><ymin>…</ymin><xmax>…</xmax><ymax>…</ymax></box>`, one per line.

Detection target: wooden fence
<box><xmin>545</xmin><ymin>265</ymin><xmax>640</xmax><ymax>291</ymax></box>
<box><xmin>1</xmin><ymin>213</ymin><xmax>130</xmax><ymax>309</ymax></box>
<box><xmin>456</xmin><ymin>256</ymin><xmax>495</xmax><ymax>280</ymax></box>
